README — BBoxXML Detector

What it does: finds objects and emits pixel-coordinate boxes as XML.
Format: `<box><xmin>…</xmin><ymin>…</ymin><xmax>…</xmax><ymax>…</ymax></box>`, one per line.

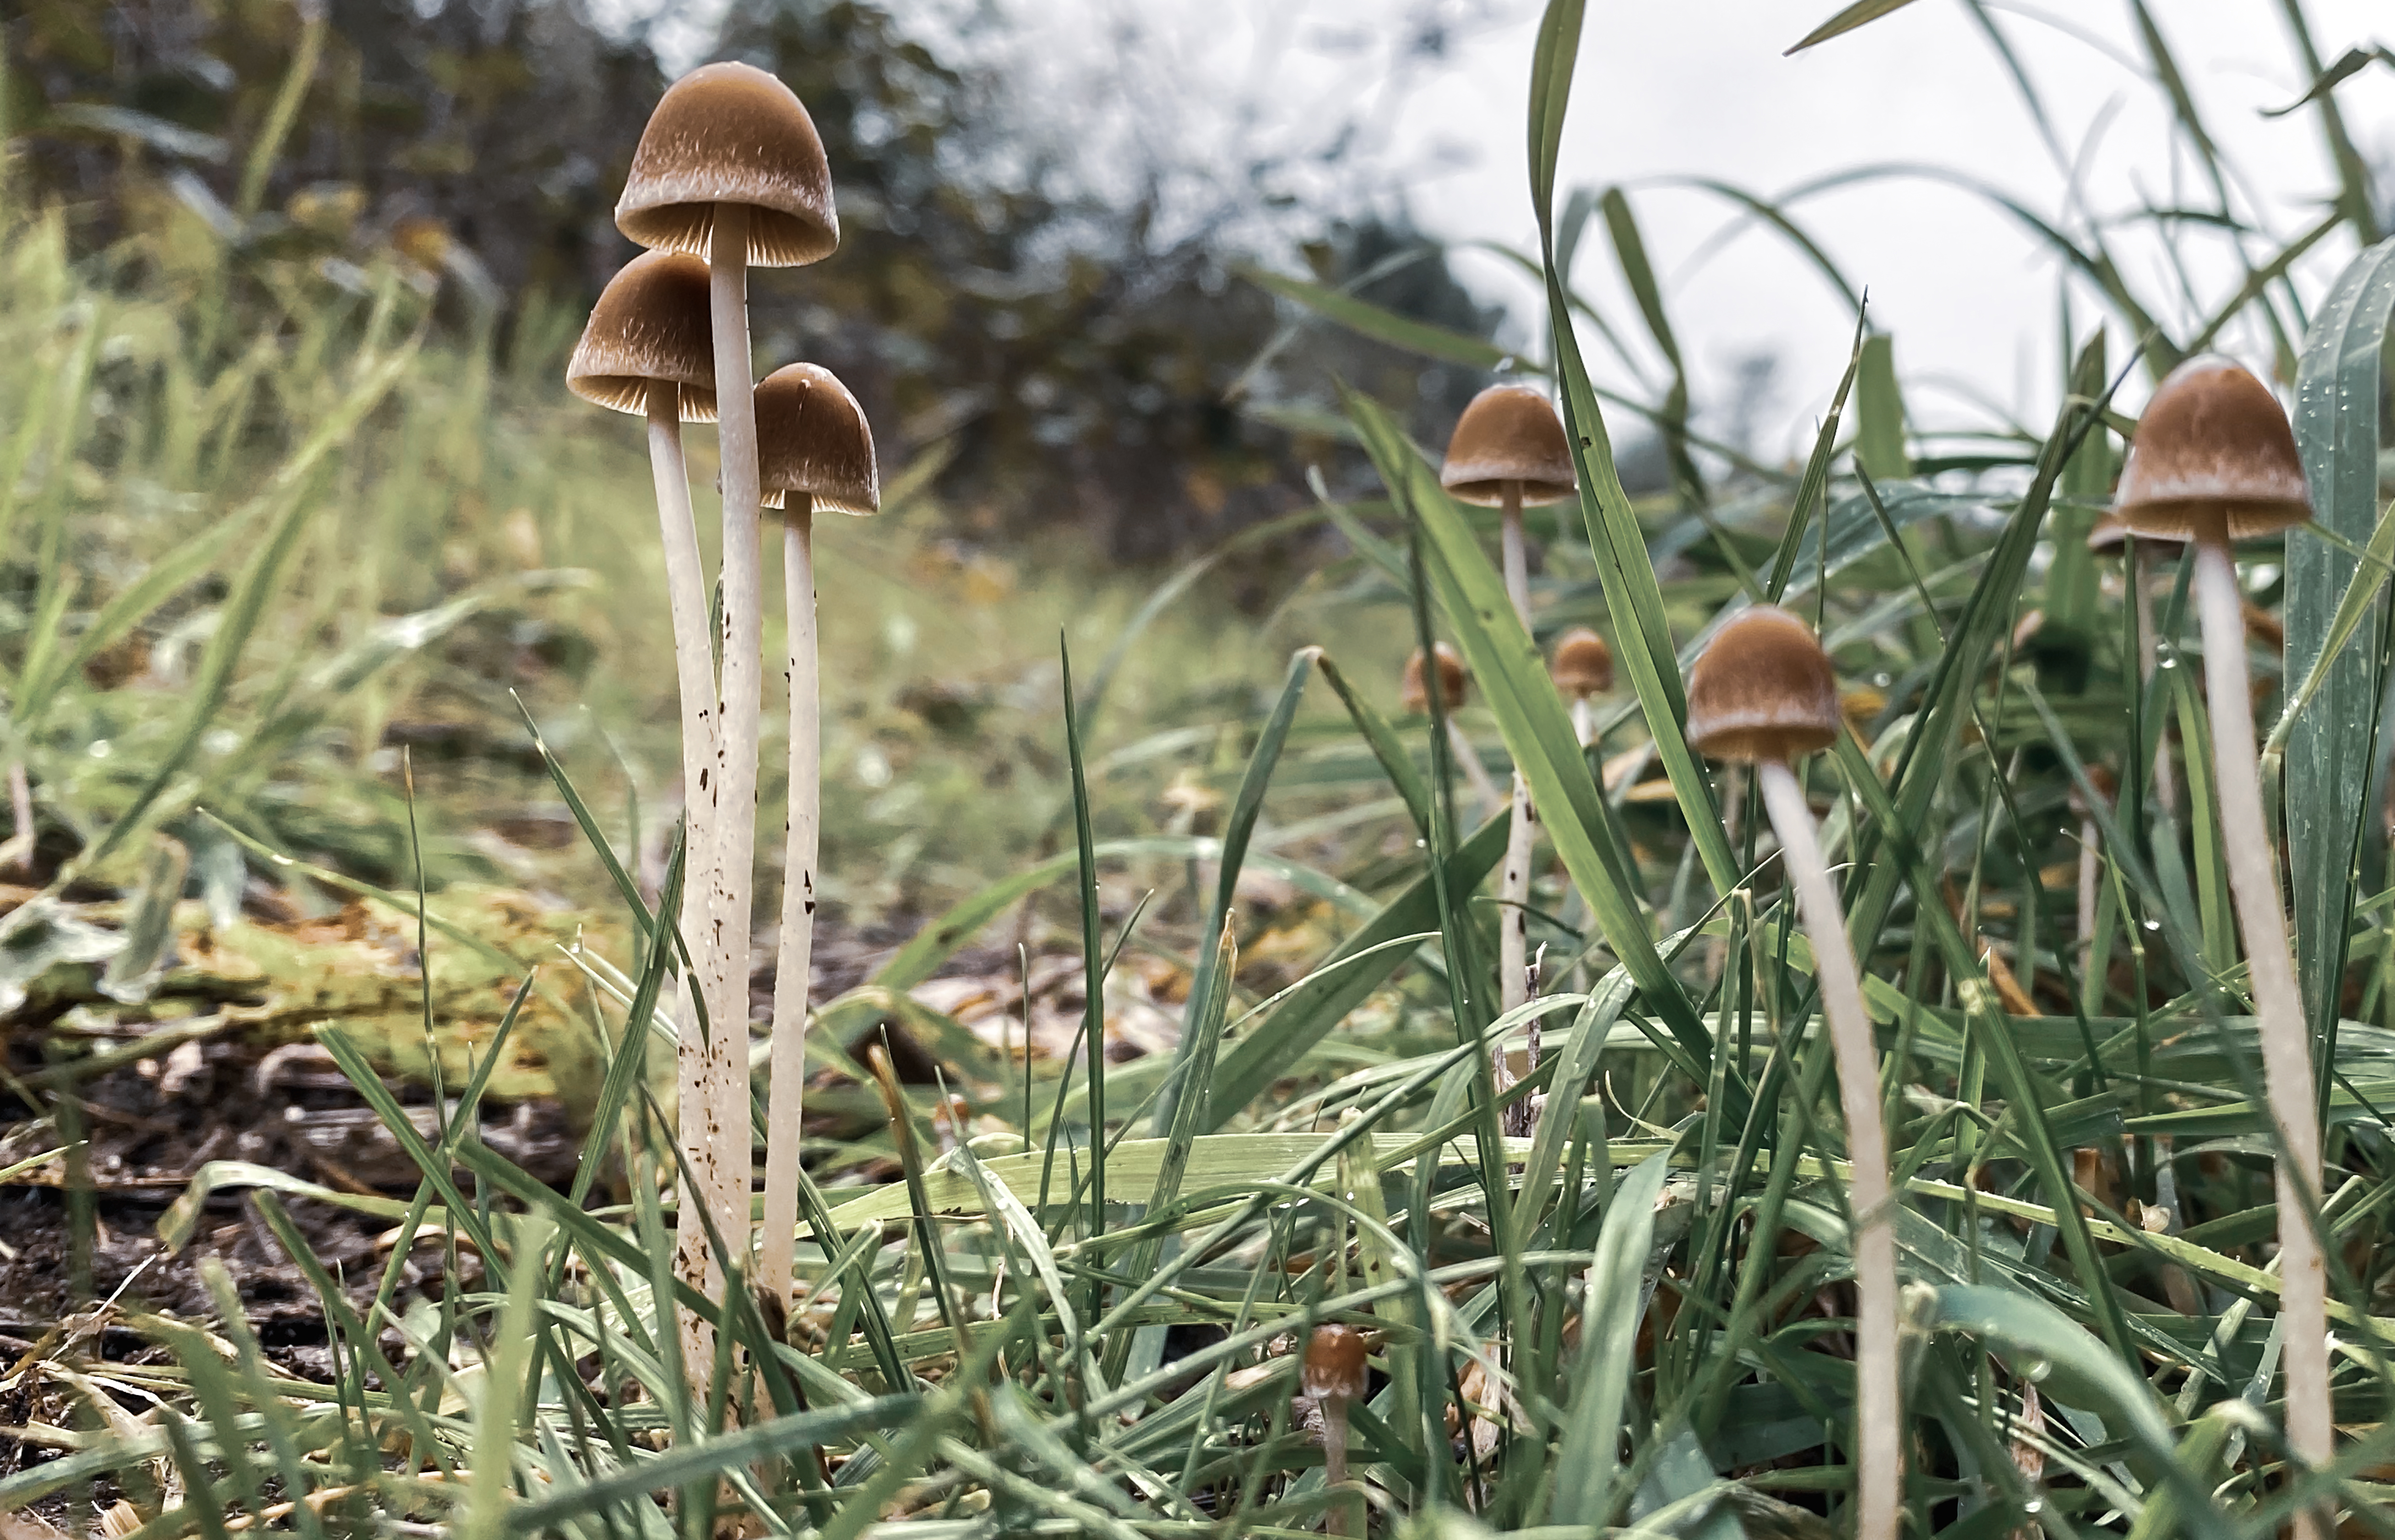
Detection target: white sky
<box><xmin>992</xmin><ymin>0</ymin><xmax>2395</xmax><ymax>457</ymax></box>
<box><xmin>621</xmin><ymin>0</ymin><xmax>2394</xmax><ymax>456</ymax></box>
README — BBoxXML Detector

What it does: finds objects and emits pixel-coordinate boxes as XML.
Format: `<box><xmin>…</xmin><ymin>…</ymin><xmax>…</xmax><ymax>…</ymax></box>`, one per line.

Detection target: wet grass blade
<box><xmin>1152</xmin><ymin>648</ymin><xmax>1313</xmax><ymax>1133</ymax></box>
<box><xmin>2286</xmin><ymin>237</ymin><xmax>2395</xmax><ymax>1111</ymax></box>
<box><xmin>1787</xmin><ymin>0</ymin><xmax>1923</xmax><ymax>53</ymax></box>
<box><xmin>1059</xmin><ymin>635</ymin><xmax>1109</xmax><ymax>1271</ymax></box>
<box><xmin>1545</xmin><ymin>1141</ymin><xmax>1677</xmax><ymax>1525</ymax></box>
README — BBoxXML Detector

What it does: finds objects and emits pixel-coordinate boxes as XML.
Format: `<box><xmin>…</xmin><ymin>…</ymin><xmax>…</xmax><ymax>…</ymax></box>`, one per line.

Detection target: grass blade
<box><xmin>2285</xmin><ymin>237</ymin><xmax>2395</xmax><ymax>1110</ymax></box>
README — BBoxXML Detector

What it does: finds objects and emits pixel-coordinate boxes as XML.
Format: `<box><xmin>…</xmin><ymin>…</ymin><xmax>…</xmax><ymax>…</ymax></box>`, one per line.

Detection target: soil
<box><xmin>0</xmin><ymin>882</ymin><xmax>1078</xmax><ymax>1509</ymax></box>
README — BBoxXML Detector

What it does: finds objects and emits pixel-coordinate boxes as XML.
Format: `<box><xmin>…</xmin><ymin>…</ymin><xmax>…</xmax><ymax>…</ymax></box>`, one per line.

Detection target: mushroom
<box><xmin>2110</xmin><ymin>354</ymin><xmax>2328</xmax><ymax>1512</ymax></box>
<box><xmin>1443</xmin><ymin>387</ymin><xmax>1579</xmax><ymax>1025</ymax></box>
<box><xmin>751</xmin><ymin>362</ymin><xmax>879</xmax><ymax>1313</ymax></box>
<box><xmin>1550</xmin><ymin>626</ymin><xmax>1614</xmax><ymax>748</ymax></box>
<box><xmin>1688</xmin><ymin>605</ymin><xmax>1898</xmax><ymax>1540</ymax></box>
<box><xmin>617</xmin><ymin>61</ymin><xmax>839</xmax><ymax>1322</ymax></box>
<box><xmin>563</xmin><ymin>249</ymin><xmax>729</xmax><ymax>1342</ymax></box>
<box><xmin>1302</xmin><ymin>1323</ymin><xmax>1368</xmax><ymax>1532</ymax></box>
<box><xmin>2087</xmin><ymin>512</ymin><xmax>2187</xmax><ymax>815</ymax></box>
<box><xmin>1402</xmin><ymin>642</ymin><xmax>1501</xmax><ymax>815</ymax></box>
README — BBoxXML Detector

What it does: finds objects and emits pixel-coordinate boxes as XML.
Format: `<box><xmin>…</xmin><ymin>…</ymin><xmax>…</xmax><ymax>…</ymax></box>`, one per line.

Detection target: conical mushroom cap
<box><xmin>1302</xmin><ymin>1324</ymin><xmax>1368</xmax><ymax>1403</ymax></box>
<box><xmin>566</xmin><ymin>251</ymin><xmax>718</xmax><ymax>421</ymax></box>
<box><xmin>1551</xmin><ymin>626</ymin><xmax>1613</xmax><ymax>699</ymax></box>
<box><xmin>1440</xmin><ymin>385</ymin><xmax>1575</xmax><ymax>507</ymax></box>
<box><xmin>756</xmin><ymin>363</ymin><xmax>879</xmax><ymax>516</ymax></box>
<box><xmin>1401</xmin><ymin>642</ymin><xmax>1467</xmax><ymax>715</ymax></box>
<box><xmin>1687</xmin><ymin>605</ymin><xmax>1840</xmax><ymax>763</ymax></box>
<box><xmin>616</xmin><ymin>62</ymin><xmax>838</xmax><ymax>268</ymax></box>
<box><xmin>2113</xmin><ymin>354</ymin><xmax>2310</xmax><ymax>542</ymax></box>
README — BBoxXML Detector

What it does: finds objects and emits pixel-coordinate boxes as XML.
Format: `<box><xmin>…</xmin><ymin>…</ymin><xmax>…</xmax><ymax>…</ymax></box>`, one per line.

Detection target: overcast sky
<box><xmin>629</xmin><ymin>0</ymin><xmax>2394</xmax><ymax>457</ymax></box>
<box><xmin>994</xmin><ymin>0</ymin><xmax>2393</xmax><ymax>459</ymax></box>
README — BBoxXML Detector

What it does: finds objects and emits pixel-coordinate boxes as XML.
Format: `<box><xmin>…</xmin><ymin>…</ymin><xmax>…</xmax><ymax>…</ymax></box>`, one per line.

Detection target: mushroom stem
<box><xmin>1321</xmin><ymin>1394</ymin><xmax>1350</xmax><ymax>1535</ymax></box>
<box><xmin>2132</xmin><ymin>542</ymin><xmax>2178</xmax><ymax>817</ymax></box>
<box><xmin>2076</xmin><ymin>814</ymin><xmax>2099</xmax><ymax>977</ymax></box>
<box><xmin>1571</xmin><ymin>696</ymin><xmax>1596</xmax><ymax>751</ymax></box>
<box><xmin>647</xmin><ymin>376</ymin><xmax>725</xmax><ymax>1265</ymax></box>
<box><xmin>1448</xmin><ymin>717</ymin><xmax>1504</xmax><ymax>819</ymax></box>
<box><xmin>1755</xmin><ymin>756</ymin><xmax>1897</xmax><ymax>1540</ymax></box>
<box><xmin>2192</xmin><ymin>534</ymin><xmax>2330</xmax><ymax>1521</ymax></box>
<box><xmin>760</xmin><ymin>495</ymin><xmax>818</xmax><ymax>1315</ymax></box>
<box><xmin>651</xmin><ymin>378</ymin><xmax>730</xmax><ymax>1376</ymax></box>
<box><xmin>1498</xmin><ymin>483</ymin><xmax>1536</xmax><ymax>1070</ymax></box>
<box><xmin>686</xmin><ymin>202</ymin><xmax>760</xmax><ymax>1359</ymax></box>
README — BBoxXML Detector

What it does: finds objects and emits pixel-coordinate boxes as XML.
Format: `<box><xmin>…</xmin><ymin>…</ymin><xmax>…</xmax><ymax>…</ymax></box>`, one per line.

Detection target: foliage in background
<box><xmin>5</xmin><ymin>0</ymin><xmax>1515</xmax><ymax>566</ymax></box>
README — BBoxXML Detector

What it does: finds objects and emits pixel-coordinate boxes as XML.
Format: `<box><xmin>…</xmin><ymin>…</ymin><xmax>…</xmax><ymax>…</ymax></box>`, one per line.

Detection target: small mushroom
<box><xmin>1443</xmin><ymin>387</ymin><xmax>1578</xmax><ymax>1028</ymax></box>
<box><xmin>1549</xmin><ymin>626</ymin><xmax>1614</xmax><ymax>748</ymax></box>
<box><xmin>2112</xmin><ymin>353</ymin><xmax>2328</xmax><ymax>1515</ymax></box>
<box><xmin>1401</xmin><ymin>644</ymin><xmax>1500</xmax><ymax>816</ymax></box>
<box><xmin>617</xmin><ymin>57</ymin><xmax>839</xmax><ymax>1389</ymax></box>
<box><xmin>1688</xmin><ymin>605</ymin><xmax>1898</xmax><ymax>1540</ymax></box>
<box><xmin>751</xmin><ymin>362</ymin><xmax>879</xmax><ymax>1313</ymax></box>
<box><xmin>1302</xmin><ymin>1323</ymin><xmax>1369</xmax><ymax>1531</ymax></box>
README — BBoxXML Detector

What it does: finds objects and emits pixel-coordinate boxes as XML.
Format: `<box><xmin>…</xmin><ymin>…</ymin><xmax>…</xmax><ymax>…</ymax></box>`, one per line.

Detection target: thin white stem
<box><xmin>1447</xmin><ymin>717</ymin><xmax>1503</xmax><ymax>820</ymax></box>
<box><xmin>1321</xmin><ymin>1399</ymin><xmax>1350</xmax><ymax>1536</ymax></box>
<box><xmin>2193</xmin><ymin>536</ymin><xmax>2330</xmax><ymax>1526</ymax></box>
<box><xmin>2133</xmin><ymin>544</ymin><xmax>2178</xmax><ymax>817</ymax></box>
<box><xmin>761</xmin><ymin>499</ymin><xmax>818</xmax><ymax>1314</ymax></box>
<box><xmin>1756</xmin><ymin>757</ymin><xmax>1897</xmax><ymax>1540</ymax></box>
<box><xmin>1499</xmin><ymin>485</ymin><xmax>1530</xmax><ymax>621</ymax></box>
<box><xmin>679</xmin><ymin>203</ymin><xmax>761</xmax><ymax>1385</ymax></box>
<box><xmin>2076</xmin><ymin>816</ymin><xmax>2099</xmax><ymax>974</ymax></box>
<box><xmin>650</xmin><ymin>381</ymin><xmax>726</xmax><ymax>1380</ymax></box>
<box><xmin>1499</xmin><ymin>488</ymin><xmax>1534</xmax><ymax>1035</ymax></box>
<box><xmin>1571</xmin><ymin>696</ymin><xmax>1595</xmax><ymax>751</ymax></box>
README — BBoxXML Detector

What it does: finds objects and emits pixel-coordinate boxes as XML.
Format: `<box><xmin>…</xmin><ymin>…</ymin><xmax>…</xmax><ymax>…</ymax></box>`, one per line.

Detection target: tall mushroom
<box><xmin>2110</xmin><ymin>354</ymin><xmax>2328</xmax><ymax>1522</ymax></box>
<box><xmin>1442</xmin><ymin>386</ymin><xmax>1578</xmax><ymax>1026</ymax></box>
<box><xmin>1550</xmin><ymin>626</ymin><xmax>1614</xmax><ymax>749</ymax></box>
<box><xmin>616</xmin><ymin>61</ymin><xmax>839</xmax><ymax>1328</ymax></box>
<box><xmin>564</xmin><ymin>251</ymin><xmax>726</xmax><ymax>1357</ymax></box>
<box><xmin>1688</xmin><ymin>605</ymin><xmax>1897</xmax><ymax>1540</ymax></box>
<box><xmin>1402</xmin><ymin>642</ymin><xmax>1501</xmax><ymax>815</ymax></box>
<box><xmin>1303</xmin><ymin>1323</ymin><xmax>1369</xmax><ymax>1534</ymax></box>
<box><xmin>751</xmin><ymin>362</ymin><xmax>879</xmax><ymax>1313</ymax></box>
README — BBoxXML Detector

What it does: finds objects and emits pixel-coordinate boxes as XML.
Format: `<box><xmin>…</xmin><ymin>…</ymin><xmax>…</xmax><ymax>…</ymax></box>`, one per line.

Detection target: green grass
<box><xmin>6</xmin><ymin>0</ymin><xmax>2395</xmax><ymax>1536</ymax></box>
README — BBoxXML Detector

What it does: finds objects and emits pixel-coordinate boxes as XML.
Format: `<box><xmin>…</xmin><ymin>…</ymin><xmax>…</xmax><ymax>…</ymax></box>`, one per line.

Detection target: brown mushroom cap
<box><xmin>1401</xmin><ymin>642</ymin><xmax>1468</xmax><ymax>715</ymax></box>
<box><xmin>1686</xmin><ymin>605</ymin><xmax>1841</xmax><ymax>763</ymax></box>
<box><xmin>2113</xmin><ymin>354</ymin><xmax>2311</xmax><ymax>542</ymax></box>
<box><xmin>1301</xmin><ymin>1323</ymin><xmax>1368</xmax><ymax>1403</ymax></box>
<box><xmin>616</xmin><ymin>62</ymin><xmax>838</xmax><ymax>268</ymax></box>
<box><xmin>755</xmin><ymin>363</ymin><xmax>879</xmax><ymax>516</ymax></box>
<box><xmin>566</xmin><ymin>251</ymin><xmax>718</xmax><ymax>420</ymax></box>
<box><xmin>1440</xmin><ymin>385</ymin><xmax>1576</xmax><ymax>507</ymax></box>
<box><xmin>1551</xmin><ymin>626</ymin><xmax>1613</xmax><ymax>699</ymax></box>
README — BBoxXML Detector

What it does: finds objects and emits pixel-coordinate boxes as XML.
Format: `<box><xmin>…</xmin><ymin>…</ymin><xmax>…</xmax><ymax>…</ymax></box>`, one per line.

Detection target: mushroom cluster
<box><xmin>566</xmin><ymin>60</ymin><xmax>880</xmax><ymax>1374</ymax></box>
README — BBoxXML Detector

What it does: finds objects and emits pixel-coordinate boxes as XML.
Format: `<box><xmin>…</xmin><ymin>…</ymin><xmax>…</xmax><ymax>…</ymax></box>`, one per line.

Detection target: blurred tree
<box><xmin>8</xmin><ymin>0</ymin><xmax>661</xmax><ymax>300</ymax></box>
<box><xmin>7</xmin><ymin>0</ymin><xmax>1506</xmax><ymax>564</ymax></box>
